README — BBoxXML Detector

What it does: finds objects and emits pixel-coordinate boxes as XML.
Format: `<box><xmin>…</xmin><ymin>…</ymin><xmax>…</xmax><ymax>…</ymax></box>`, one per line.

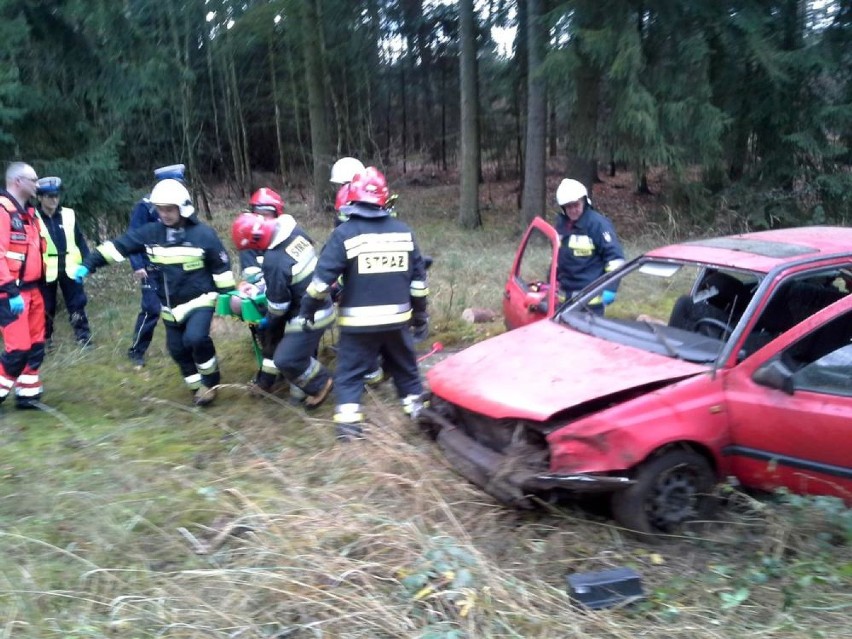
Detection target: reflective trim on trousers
<box><xmin>294</xmin><ymin>358</ymin><xmax>321</xmax><ymax>387</ymax></box>
<box><xmin>334</xmin><ymin>403</ymin><xmax>364</xmax><ymax>424</ymax></box>
<box><xmin>197</xmin><ymin>356</ymin><xmax>218</xmax><ymax>375</ymax></box>
<box><xmin>261</xmin><ymin>357</ymin><xmax>278</xmax><ymax>375</ymax></box>
<box><xmin>161</xmin><ymin>292</ymin><xmax>218</xmax><ymax>323</ymax></box>
<box><xmin>15</xmin><ymin>384</ymin><xmax>43</xmax><ymax>398</ymax></box>
<box><xmin>184</xmin><ymin>373</ymin><xmax>202</xmax><ymax>389</ymax></box>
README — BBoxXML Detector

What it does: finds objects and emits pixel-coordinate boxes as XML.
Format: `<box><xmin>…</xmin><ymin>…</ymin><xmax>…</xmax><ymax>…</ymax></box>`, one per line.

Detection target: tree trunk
<box><xmin>458</xmin><ymin>0</ymin><xmax>482</xmax><ymax>229</ymax></box>
<box><xmin>520</xmin><ymin>0</ymin><xmax>548</xmax><ymax>227</ymax></box>
<box><xmin>269</xmin><ymin>36</ymin><xmax>286</xmax><ymax>181</ymax></box>
<box><xmin>301</xmin><ymin>0</ymin><xmax>334</xmax><ymax>211</ymax></box>
<box><xmin>564</xmin><ymin>2</ymin><xmax>604</xmax><ymax>197</ymax></box>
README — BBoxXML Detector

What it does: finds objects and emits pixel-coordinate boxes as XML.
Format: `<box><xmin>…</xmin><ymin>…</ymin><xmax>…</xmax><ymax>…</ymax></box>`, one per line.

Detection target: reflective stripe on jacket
<box><xmin>0</xmin><ymin>193</ymin><xmax>44</xmax><ymax>296</ymax></box>
<box><xmin>306</xmin><ymin>212</ymin><xmax>428</xmax><ymax>333</ymax></box>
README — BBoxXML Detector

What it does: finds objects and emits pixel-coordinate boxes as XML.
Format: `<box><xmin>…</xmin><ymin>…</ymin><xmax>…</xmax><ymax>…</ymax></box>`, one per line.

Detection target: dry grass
<box><xmin>1</xmin><ymin>172</ymin><xmax>850</xmax><ymax>637</ymax></box>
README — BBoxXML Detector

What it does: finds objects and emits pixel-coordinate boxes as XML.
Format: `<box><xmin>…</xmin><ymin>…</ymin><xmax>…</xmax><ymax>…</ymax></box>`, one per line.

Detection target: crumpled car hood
<box><xmin>427</xmin><ymin>320</ymin><xmax>708</xmax><ymax>420</ymax></box>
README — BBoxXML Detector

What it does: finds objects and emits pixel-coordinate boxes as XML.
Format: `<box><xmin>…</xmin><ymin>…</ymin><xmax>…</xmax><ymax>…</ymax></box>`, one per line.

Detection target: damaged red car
<box><xmin>421</xmin><ymin>223</ymin><xmax>852</xmax><ymax>535</ymax></box>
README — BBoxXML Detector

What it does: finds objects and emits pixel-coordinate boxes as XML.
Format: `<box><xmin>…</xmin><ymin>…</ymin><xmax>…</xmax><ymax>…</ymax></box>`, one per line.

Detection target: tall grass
<box><xmin>1</xmin><ymin>183</ymin><xmax>850</xmax><ymax>637</ymax></box>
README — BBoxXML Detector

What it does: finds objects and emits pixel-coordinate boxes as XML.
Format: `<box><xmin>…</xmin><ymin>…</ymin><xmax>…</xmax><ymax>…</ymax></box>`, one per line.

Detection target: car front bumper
<box><xmin>421</xmin><ymin>407</ymin><xmax>634</xmax><ymax>509</ymax></box>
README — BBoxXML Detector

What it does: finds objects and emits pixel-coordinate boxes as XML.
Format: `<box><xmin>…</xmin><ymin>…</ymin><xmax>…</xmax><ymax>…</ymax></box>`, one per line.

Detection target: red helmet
<box><xmin>347</xmin><ymin>167</ymin><xmax>389</xmax><ymax>207</ymax></box>
<box><xmin>249</xmin><ymin>187</ymin><xmax>284</xmax><ymax>217</ymax></box>
<box><xmin>334</xmin><ymin>184</ymin><xmax>351</xmax><ymax>211</ymax></box>
<box><xmin>231</xmin><ymin>212</ymin><xmax>275</xmax><ymax>251</ymax></box>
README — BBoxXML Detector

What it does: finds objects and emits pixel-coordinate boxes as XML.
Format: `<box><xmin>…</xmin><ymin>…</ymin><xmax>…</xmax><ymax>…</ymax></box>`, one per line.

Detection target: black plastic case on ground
<box><xmin>566</xmin><ymin>567</ymin><xmax>645</xmax><ymax>609</ymax></box>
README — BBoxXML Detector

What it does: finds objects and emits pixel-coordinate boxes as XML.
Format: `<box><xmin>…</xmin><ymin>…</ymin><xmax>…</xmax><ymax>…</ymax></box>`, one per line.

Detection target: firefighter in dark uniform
<box><xmin>76</xmin><ymin>179</ymin><xmax>236</xmax><ymax>406</ymax></box>
<box><xmin>299</xmin><ymin>167</ymin><xmax>429</xmax><ymax>441</ymax></box>
<box><xmin>35</xmin><ymin>177</ymin><xmax>93</xmax><ymax>348</ymax></box>
<box><xmin>0</xmin><ymin>162</ymin><xmax>47</xmax><ymax>409</ymax></box>
<box><xmin>554</xmin><ymin>178</ymin><xmax>625</xmax><ymax>312</ymax></box>
<box><xmin>232</xmin><ymin>212</ymin><xmax>335</xmax><ymax>407</ymax></box>
<box><xmin>233</xmin><ymin>188</ymin><xmax>287</xmax><ymax>395</ymax></box>
<box><xmin>126</xmin><ymin>164</ymin><xmax>185</xmax><ymax>368</ymax></box>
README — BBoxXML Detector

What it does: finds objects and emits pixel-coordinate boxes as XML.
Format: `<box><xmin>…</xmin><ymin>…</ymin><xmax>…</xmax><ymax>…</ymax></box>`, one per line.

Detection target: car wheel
<box><xmin>611</xmin><ymin>449</ymin><xmax>717</xmax><ymax>537</ymax></box>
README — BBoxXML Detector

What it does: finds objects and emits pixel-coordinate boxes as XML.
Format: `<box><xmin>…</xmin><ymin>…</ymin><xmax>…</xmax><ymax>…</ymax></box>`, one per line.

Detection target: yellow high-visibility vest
<box><xmin>38</xmin><ymin>207</ymin><xmax>83</xmax><ymax>283</ymax></box>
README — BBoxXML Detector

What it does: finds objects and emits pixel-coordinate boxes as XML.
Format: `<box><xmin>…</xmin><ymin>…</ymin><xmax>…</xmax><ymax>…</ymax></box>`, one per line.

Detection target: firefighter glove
<box><xmin>411</xmin><ymin>311</ymin><xmax>429</xmax><ymax>342</ymax></box>
<box><xmin>298</xmin><ymin>295</ymin><xmax>325</xmax><ymax>326</ymax></box>
<box><xmin>601</xmin><ymin>290</ymin><xmax>617</xmax><ymax>306</ymax></box>
<box><xmin>8</xmin><ymin>294</ymin><xmax>25</xmax><ymax>315</ymax></box>
<box><xmin>74</xmin><ymin>265</ymin><xmax>90</xmax><ymax>283</ymax></box>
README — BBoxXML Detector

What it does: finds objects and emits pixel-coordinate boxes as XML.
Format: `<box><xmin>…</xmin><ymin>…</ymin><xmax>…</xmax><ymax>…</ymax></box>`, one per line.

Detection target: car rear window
<box><xmin>685</xmin><ymin>238</ymin><xmax>815</xmax><ymax>258</ymax></box>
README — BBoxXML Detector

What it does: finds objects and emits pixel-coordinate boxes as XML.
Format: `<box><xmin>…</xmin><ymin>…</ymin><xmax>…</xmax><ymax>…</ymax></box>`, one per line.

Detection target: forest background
<box><xmin>2</xmin><ymin>1</ymin><xmax>852</xmax><ymax>636</ymax></box>
<box><xmin>1</xmin><ymin>0</ymin><xmax>850</xmax><ymax>235</ymax></box>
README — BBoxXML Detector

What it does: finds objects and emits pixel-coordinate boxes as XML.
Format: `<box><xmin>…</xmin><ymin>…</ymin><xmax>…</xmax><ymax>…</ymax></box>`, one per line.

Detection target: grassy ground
<box><xmin>1</xmin><ymin>174</ymin><xmax>850</xmax><ymax>637</ymax></box>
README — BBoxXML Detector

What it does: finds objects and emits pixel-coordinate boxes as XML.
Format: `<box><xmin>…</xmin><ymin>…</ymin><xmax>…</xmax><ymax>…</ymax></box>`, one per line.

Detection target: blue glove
<box><xmin>74</xmin><ymin>265</ymin><xmax>90</xmax><ymax>283</ymax></box>
<box><xmin>601</xmin><ymin>290</ymin><xmax>617</xmax><ymax>306</ymax></box>
<box><xmin>8</xmin><ymin>294</ymin><xmax>25</xmax><ymax>315</ymax></box>
<box><xmin>256</xmin><ymin>316</ymin><xmax>269</xmax><ymax>330</ymax></box>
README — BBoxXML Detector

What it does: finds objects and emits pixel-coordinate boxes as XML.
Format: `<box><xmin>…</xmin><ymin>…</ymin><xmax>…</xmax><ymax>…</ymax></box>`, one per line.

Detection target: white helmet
<box><xmin>330</xmin><ymin>157</ymin><xmax>366</xmax><ymax>184</ymax></box>
<box><xmin>150</xmin><ymin>179</ymin><xmax>195</xmax><ymax>218</ymax></box>
<box><xmin>555</xmin><ymin>178</ymin><xmax>588</xmax><ymax>206</ymax></box>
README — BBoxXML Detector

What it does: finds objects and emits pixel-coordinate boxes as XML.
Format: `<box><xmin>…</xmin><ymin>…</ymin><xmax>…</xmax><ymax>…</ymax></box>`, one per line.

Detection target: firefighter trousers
<box><xmin>128</xmin><ymin>276</ymin><xmax>161</xmax><ymax>357</ymax></box>
<box><xmin>272</xmin><ymin>326</ymin><xmax>330</xmax><ymax>396</ymax></box>
<box><xmin>334</xmin><ymin>328</ymin><xmax>422</xmax><ymax>406</ymax></box>
<box><xmin>164</xmin><ymin>307</ymin><xmax>220</xmax><ymax>390</ymax></box>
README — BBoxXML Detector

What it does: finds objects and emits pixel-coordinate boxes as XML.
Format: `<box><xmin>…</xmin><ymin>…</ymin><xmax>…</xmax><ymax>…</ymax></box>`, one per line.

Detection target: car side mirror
<box><xmin>752</xmin><ymin>359</ymin><xmax>795</xmax><ymax>395</ymax></box>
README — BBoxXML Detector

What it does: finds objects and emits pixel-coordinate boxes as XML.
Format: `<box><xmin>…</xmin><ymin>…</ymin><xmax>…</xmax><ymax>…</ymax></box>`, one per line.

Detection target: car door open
<box><xmin>503</xmin><ymin>217</ymin><xmax>560</xmax><ymax>330</ymax></box>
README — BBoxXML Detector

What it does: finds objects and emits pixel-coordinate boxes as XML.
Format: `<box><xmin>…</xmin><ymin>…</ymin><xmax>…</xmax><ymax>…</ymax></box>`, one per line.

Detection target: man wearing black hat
<box><xmin>126</xmin><ymin>164</ymin><xmax>185</xmax><ymax>368</ymax></box>
<box><xmin>36</xmin><ymin>176</ymin><xmax>93</xmax><ymax>348</ymax></box>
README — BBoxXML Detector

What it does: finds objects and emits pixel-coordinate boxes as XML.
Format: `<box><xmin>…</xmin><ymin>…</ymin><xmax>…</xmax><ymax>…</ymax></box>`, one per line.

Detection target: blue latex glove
<box><xmin>8</xmin><ymin>294</ymin><xmax>25</xmax><ymax>315</ymax></box>
<box><xmin>74</xmin><ymin>265</ymin><xmax>90</xmax><ymax>283</ymax></box>
<box><xmin>256</xmin><ymin>316</ymin><xmax>269</xmax><ymax>330</ymax></box>
<box><xmin>601</xmin><ymin>290</ymin><xmax>617</xmax><ymax>306</ymax></box>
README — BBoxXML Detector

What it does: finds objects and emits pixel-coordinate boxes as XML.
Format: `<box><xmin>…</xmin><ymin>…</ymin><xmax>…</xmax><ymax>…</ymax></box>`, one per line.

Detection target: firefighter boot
<box><xmin>193</xmin><ymin>385</ymin><xmax>217</xmax><ymax>407</ymax></box>
<box><xmin>304</xmin><ymin>377</ymin><xmax>333</xmax><ymax>409</ymax></box>
<box><xmin>401</xmin><ymin>394</ymin><xmax>427</xmax><ymax>420</ymax></box>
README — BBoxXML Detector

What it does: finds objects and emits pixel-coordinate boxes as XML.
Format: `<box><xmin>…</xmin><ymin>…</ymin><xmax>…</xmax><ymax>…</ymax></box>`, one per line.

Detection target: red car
<box><xmin>422</xmin><ymin>222</ymin><xmax>852</xmax><ymax>535</ymax></box>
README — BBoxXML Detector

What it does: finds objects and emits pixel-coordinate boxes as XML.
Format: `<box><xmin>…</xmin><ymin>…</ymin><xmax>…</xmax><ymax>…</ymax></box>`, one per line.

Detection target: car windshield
<box><xmin>556</xmin><ymin>260</ymin><xmax>762</xmax><ymax>364</ymax></box>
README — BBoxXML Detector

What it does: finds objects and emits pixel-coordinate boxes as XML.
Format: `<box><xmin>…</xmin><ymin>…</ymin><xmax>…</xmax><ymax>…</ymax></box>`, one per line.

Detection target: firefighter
<box><xmin>231</xmin><ymin>212</ymin><xmax>335</xmax><ymax>407</ymax></box>
<box><xmin>75</xmin><ymin>179</ymin><xmax>236</xmax><ymax>406</ymax></box>
<box><xmin>554</xmin><ymin>178</ymin><xmax>625</xmax><ymax>311</ymax></box>
<box><xmin>0</xmin><ymin>162</ymin><xmax>47</xmax><ymax>409</ymax></box>
<box><xmin>331</xmin><ymin>161</ymin><xmax>385</xmax><ymax>388</ymax></box>
<box><xmin>126</xmin><ymin>164</ymin><xmax>186</xmax><ymax>368</ymax></box>
<box><xmin>330</xmin><ymin>157</ymin><xmax>365</xmax><ymax>226</ymax></box>
<box><xmin>35</xmin><ymin>177</ymin><xmax>93</xmax><ymax>348</ymax></box>
<box><xmin>239</xmin><ymin>187</ymin><xmax>285</xmax><ymax>271</ymax></box>
<box><xmin>299</xmin><ymin>167</ymin><xmax>429</xmax><ymax>441</ymax></box>
<box><xmin>233</xmin><ymin>188</ymin><xmax>291</xmax><ymax>397</ymax></box>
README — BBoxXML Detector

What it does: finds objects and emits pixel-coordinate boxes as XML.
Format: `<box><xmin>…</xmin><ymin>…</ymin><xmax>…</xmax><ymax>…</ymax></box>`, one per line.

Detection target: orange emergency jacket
<box><xmin>0</xmin><ymin>192</ymin><xmax>45</xmax><ymax>297</ymax></box>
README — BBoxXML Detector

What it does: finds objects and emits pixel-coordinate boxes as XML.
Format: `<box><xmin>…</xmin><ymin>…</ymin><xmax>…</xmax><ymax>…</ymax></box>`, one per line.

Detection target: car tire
<box><xmin>611</xmin><ymin>449</ymin><xmax>717</xmax><ymax>537</ymax></box>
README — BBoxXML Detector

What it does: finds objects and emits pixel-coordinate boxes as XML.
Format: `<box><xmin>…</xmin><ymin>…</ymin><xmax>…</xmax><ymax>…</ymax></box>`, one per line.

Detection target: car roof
<box><xmin>645</xmin><ymin>226</ymin><xmax>852</xmax><ymax>273</ymax></box>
